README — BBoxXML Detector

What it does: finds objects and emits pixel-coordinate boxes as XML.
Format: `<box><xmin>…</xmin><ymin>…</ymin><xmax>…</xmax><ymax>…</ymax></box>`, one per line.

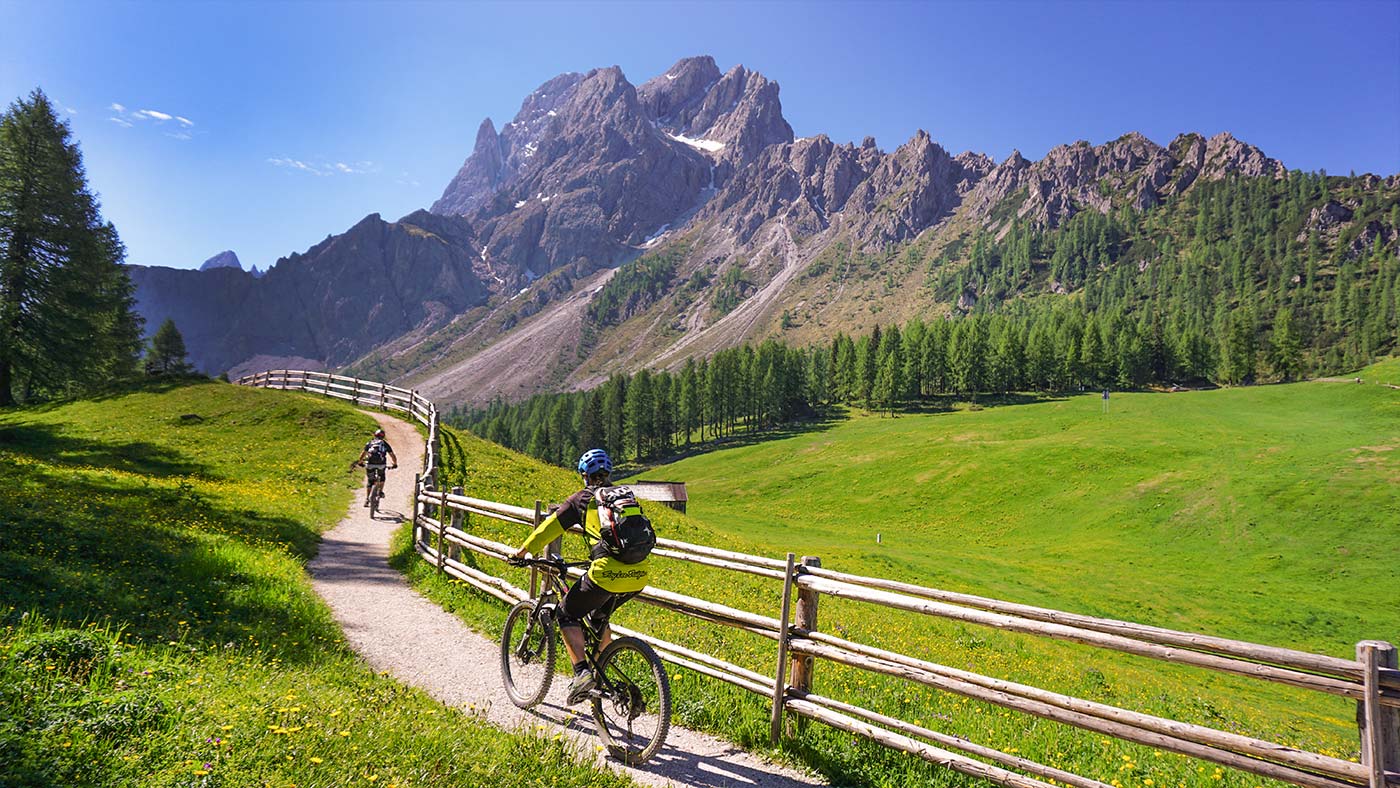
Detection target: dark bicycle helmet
<box><xmin>577</xmin><ymin>448</ymin><xmax>612</xmax><ymax>476</ymax></box>
<box><xmin>374</xmin><ymin>429</ymin><xmax>386</xmax><ymax>438</ymax></box>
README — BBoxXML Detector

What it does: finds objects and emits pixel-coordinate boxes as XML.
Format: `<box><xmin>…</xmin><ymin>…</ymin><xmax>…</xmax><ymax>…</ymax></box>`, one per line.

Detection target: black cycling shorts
<box><xmin>365</xmin><ymin>466</ymin><xmax>386</xmax><ymax>485</ymax></box>
<box><xmin>558</xmin><ymin>573</ymin><xmax>637</xmax><ymax>630</ymax></box>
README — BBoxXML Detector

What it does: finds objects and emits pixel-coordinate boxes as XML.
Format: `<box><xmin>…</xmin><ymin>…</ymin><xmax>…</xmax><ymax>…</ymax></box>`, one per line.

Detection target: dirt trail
<box><xmin>308</xmin><ymin>410</ymin><xmax>825</xmax><ymax>788</ymax></box>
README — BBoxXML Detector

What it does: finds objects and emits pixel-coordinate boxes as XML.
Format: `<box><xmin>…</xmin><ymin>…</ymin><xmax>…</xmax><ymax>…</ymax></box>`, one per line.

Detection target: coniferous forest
<box><xmin>451</xmin><ymin>170</ymin><xmax>1400</xmax><ymax>468</ymax></box>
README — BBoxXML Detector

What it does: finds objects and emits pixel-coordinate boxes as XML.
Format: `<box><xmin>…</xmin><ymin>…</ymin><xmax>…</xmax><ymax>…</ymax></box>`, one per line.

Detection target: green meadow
<box><xmin>0</xmin><ymin>380</ymin><xmax>631</xmax><ymax>788</ymax></box>
<box><xmin>654</xmin><ymin>379</ymin><xmax>1400</xmax><ymax>653</ymax></box>
<box><xmin>407</xmin><ymin>372</ymin><xmax>1399</xmax><ymax>788</ymax></box>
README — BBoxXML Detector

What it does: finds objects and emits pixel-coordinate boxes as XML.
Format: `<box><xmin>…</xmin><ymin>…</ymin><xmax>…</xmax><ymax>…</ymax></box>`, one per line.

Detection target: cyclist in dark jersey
<box><xmin>511</xmin><ymin>448</ymin><xmax>650</xmax><ymax>704</ymax></box>
<box><xmin>354</xmin><ymin>429</ymin><xmax>398</xmax><ymax>506</ymax></box>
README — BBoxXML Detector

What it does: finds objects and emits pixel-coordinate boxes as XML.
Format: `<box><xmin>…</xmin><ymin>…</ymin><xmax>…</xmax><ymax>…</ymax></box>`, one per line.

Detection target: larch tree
<box><xmin>144</xmin><ymin>318</ymin><xmax>192</xmax><ymax>376</ymax></box>
<box><xmin>0</xmin><ymin>89</ymin><xmax>142</xmax><ymax>404</ymax></box>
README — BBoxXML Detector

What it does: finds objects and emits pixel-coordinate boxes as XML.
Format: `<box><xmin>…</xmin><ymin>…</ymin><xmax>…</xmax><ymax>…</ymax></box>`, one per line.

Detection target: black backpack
<box><xmin>365</xmin><ymin>439</ymin><xmax>389</xmax><ymax>465</ymax></box>
<box><xmin>591</xmin><ymin>486</ymin><xmax>656</xmax><ymax>564</ymax></box>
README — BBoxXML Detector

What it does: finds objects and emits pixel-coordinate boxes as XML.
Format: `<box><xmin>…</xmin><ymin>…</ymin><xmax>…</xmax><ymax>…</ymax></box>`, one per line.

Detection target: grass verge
<box><xmin>0</xmin><ymin>380</ymin><xmax>632</xmax><ymax>788</ymax></box>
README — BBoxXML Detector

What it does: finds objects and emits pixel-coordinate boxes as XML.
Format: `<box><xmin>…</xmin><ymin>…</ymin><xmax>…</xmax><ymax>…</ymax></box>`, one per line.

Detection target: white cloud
<box><xmin>108</xmin><ymin>103</ymin><xmax>198</xmax><ymax>139</ymax></box>
<box><xmin>268</xmin><ymin>157</ymin><xmax>327</xmax><ymax>175</ymax></box>
<box><xmin>269</xmin><ymin>157</ymin><xmax>375</xmax><ymax>177</ymax></box>
<box><xmin>63</xmin><ymin>106</ymin><xmax>78</xmax><ymax>115</ymax></box>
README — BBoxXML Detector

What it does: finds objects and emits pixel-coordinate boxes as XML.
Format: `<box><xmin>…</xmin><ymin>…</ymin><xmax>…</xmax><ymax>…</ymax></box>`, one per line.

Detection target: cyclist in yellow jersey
<box><xmin>511</xmin><ymin>448</ymin><xmax>649</xmax><ymax>703</ymax></box>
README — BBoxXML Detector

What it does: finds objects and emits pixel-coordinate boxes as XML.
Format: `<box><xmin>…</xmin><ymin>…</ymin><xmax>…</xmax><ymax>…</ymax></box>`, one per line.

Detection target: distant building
<box><xmin>630</xmin><ymin>480</ymin><xmax>688</xmax><ymax>513</ymax></box>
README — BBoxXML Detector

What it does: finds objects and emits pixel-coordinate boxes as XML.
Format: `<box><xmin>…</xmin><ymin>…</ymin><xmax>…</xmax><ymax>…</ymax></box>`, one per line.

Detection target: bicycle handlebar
<box><xmin>507</xmin><ymin>556</ymin><xmax>590</xmax><ymax>573</ymax></box>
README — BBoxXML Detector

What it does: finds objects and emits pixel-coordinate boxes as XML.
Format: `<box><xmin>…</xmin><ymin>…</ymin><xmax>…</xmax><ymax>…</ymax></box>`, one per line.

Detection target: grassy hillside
<box><xmin>0</xmin><ymin>380</ymin><xmax>631</xmax><ymax>788</ymax></box>
<box><xmin>411</xmin><ymin>378</ymin><xmax>1398</xmax><ymax>788</ymax></box>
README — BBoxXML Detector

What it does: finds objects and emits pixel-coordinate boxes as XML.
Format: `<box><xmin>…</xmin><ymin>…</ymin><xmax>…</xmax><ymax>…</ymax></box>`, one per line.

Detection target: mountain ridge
<box><xmin>123</xmin><ymin>55</ymin><xmax>1399</xmax><ymax>400</ymax></box>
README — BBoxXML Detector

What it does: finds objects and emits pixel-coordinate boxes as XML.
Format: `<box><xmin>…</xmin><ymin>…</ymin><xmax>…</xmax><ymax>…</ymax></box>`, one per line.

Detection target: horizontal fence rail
<box><xmin>240</xmin><ymin>371</ymin><xmax>1400</xmax><ymax>788</ymax></box>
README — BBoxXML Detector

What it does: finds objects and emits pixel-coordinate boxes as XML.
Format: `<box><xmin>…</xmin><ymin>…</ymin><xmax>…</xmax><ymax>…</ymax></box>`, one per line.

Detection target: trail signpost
<box><xmin>1102</xmin><ymin>389</ymin><xmax>1110</xmax><ymax>414</ymax></box>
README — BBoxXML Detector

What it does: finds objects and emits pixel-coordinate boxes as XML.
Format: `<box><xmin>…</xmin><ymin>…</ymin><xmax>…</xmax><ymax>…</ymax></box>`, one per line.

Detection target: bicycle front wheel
<box><xmin>591</xmin><ymin>636</ymin><xmax>671</xmax><ymax>765</ymax></box>
<box><xmin>500</xmin><ymin>601</ymin><xmax>556</xmax><ymax>708</ymax></box>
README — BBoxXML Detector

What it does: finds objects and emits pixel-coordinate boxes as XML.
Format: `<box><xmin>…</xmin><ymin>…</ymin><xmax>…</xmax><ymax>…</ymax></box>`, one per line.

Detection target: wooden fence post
<box><xmin>411</xmin><ymin>472</ymin><xmax>421</xmax><ymax>549</ymax></box>
<box><xmin>353</xmin><ymin>378</ymin><xmax>360</xmax><ymax>404</ymax></box>
<box><xmin>408</xmin><ymin>390</ymin><xmax>416</xmax><ymax>419</ymax></box>
<box><xmin>771</xmin><ymin>552</ymin><xmax>798</xmax><ymax>744</ymax></box>
<box><xmin>378</xmin><ymin>381</ymin><xmax>385</xmax><ymax>409</ymax></box>
<box><xmin>1357</xmin><ymin>640</ymin><xmax>1400</xmax><ymax>786</ymax></box>
<box><xmin>790</xmin><ymin>556</ymin><xmax>822</xmax><ymax>699</ymax></box>
<box><xmin>529</xmin><ymin>500</ymin><xmax>543</xmax><ymax>598</ymax></box>
<box><xmin>448</xmin><ymin>486</ymin><xmax>464</xmax><ymax>562</ymax></box>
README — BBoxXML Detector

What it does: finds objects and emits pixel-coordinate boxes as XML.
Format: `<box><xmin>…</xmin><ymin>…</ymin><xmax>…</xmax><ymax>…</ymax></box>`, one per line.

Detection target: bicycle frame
<box><xmin>521</xmin><ymin>559</ymin><xmax>612</xmax><ymax>678</ymax></box>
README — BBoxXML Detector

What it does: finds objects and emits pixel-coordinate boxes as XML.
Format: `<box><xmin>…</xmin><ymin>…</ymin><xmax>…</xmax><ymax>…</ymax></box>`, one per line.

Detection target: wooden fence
<box><xmin>235</xmin><ymin>369</ymin><xmax>440</xmax><ymax>487</ymax></box>
<box><xmin>238</xmin><ymin>371</ymin><xmax>1400</xmax><ymax>788</ymax></box>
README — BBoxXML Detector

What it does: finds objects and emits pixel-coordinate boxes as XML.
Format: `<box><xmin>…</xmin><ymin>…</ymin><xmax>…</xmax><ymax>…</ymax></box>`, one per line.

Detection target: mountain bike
<box><xmin>500</xmin><ymin>556</ymin><xmax>671</xmax><ymax>765</ymax></box>
<box><xmin>356</xmin><ymin>462</ymin><xmax>393</xmax><ymax>517</ymax></box>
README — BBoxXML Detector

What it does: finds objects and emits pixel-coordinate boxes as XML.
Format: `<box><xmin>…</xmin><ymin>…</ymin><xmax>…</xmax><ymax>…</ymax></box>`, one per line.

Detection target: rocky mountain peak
<box><xmin>637</xmin><ymin>56</ymin><xmax>722</xmax><ymax>122</ymax></box>
<box><xmin>430</xmin><ymin>118</ymin><xmax>506</xmax><ymax>216</ymax></box>
<box><xmin>431</xmin><ymin>56</ymin><xmax>797</xmax><ymax>289</ymax></box>
<box><xmin>199</xmin><ymin>250</ymin><xmax>242</xmax><ymax>272</ymax></box>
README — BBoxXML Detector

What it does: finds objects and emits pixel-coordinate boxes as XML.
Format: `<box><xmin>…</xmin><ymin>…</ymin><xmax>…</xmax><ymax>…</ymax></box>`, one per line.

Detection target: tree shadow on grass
<box><xmin>894</xmin><ymin>391</ymin><xmax>1070</xmax><ymax>415</ymax></box>
<box><xmin>0</xmin><ymin>455</ymin><xmax>340</xmax><ymax>667</ymax></box>
<box><xmin>621</xmin><ymin>393</ymin><xmax>1073</xmax><ymax>473</ymax></box>
<box><xmin>0</xmin><ymin>422</ymin><xmax>210</xmax><ymax>478</ymax></box>
<box><xmin>620</xmin><ymin>411</ymin><xmax>847</xmax><ymax>476</ymax></box>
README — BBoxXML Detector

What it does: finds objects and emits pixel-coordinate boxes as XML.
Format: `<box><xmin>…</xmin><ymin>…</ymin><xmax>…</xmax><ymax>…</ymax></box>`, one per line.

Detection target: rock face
<box><xmin>430</xmin><ymin>57</ymin><xmax>793</xmax><ymax>290</ymax></box>
<box><xmin>432</xmin><ymin>118</ymin><xmax>506</xmax><ymax>216</ymax></box>
<box><xmin>963</xmin><ymin>131</ymin><xmax>1286</xmax><ymax>228</ymax></box>
<box><xmin>199</xmin><ymin>250</ymin><xmax>243</xmax><ymax>272</ymax></box>
<box><xmin>128</xmin><ymin>212</ymin><xmax>489</xmax><ymax>374</ymax></box>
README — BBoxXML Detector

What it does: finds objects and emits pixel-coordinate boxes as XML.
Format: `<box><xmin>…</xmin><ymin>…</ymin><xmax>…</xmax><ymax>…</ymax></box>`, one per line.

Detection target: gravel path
<box><xmin>309</xmin><ymin>411</ymin><xmax>827</xmax><ymax>788</ymax></box>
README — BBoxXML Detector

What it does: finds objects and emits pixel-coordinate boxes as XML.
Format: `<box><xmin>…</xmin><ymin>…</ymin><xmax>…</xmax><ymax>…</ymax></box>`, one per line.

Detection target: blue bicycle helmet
<box><xmin>577</xmin><ymin>448</ymin><xmax>612</xmax><ymax>476</ymax></box>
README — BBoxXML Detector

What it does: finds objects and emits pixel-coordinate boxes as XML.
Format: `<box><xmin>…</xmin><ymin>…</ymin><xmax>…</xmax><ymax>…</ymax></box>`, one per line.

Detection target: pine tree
<box><xmin>602</xmin><ymin>375</ymin><xmax>627</xmax><ymax>455</ymax></box>
<box><xmin>949</xmin><ymin>319</ymin><xmax>986</xmax><ymax>397</ymax></box>
<box><xmin>678</xmin><ymin>359</ymin><xmax>700</xmax><ymax>447</ymax></box>
<box><xmin>625</xmin><ymin>370</ymin><xmax>655</xmax><ymax>460</ymax></box>
<box><xmin>858</xmin><ymin>326</ymin><xmax>880</xmax><ymax>409</ymax></box>
<box><xmin>144</xmin><ymin>318</ymin><xmax>192</xmax><ymax>376</ymax></box>
<box><xmin>0</xmin><ymin>88</ymin><xmax>143</xmax><ymax>403</ymax></box>
<box><xmin>871</xmin><ymin>326</ymin><xmax>904</xmax><ymax>414</ymax></box>
<box><xmin>1269</xmin><ymin>306</ymin><xmax>1304</xmax><ymax>382</ymax></box>
<box><xmin>578</xmin><ymin>388</ymin><xmax>605</xmax><ymax>454</ymax></box>
<box><xmin>1220</xmin><ymin>306</ymin><xmax>1259</xmax><ymax>385</ymax></box>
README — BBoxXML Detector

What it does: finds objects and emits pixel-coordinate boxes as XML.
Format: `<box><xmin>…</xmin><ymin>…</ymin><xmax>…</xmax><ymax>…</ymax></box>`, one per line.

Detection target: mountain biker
<box><xmin>511</xmin><ymin>448</ymin><xmax>650</xmax><ymax>705</ymax></box>
<box><xmin>354</xmin><ymin>428</ymin><xmax>398</xmax><ymax>506</ymax></box>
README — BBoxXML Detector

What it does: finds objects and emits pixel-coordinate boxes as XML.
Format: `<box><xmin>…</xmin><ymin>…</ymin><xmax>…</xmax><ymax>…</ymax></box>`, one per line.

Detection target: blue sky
<box><xmin>3</xmin><ymin>0</ymin><xmax>1397</xmax><ymax>270</ymax></box>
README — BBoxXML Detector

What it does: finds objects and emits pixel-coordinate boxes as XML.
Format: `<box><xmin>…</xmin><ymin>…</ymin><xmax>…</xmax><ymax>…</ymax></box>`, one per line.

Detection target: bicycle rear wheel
<box><xmin>591</xmin><ymin>636</ymin><xmax>671</xmax><ymax>765</ymax></box>
<box><xmin>369</xmin><ymin>485</ymin><xmax>380</xmax><ymax>516</ymax></box>
<box><xmin>500</xmin><ymin>601</ymin><xmax>556</xmax><ymax>708</ymax></box>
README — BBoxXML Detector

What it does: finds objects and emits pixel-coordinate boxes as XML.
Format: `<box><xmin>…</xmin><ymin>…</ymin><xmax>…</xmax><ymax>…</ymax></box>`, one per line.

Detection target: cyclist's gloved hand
<box><xmin>506</xmin><ymin>556</ymin><xmax>527</xmax><ymax>568</ymax></box>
